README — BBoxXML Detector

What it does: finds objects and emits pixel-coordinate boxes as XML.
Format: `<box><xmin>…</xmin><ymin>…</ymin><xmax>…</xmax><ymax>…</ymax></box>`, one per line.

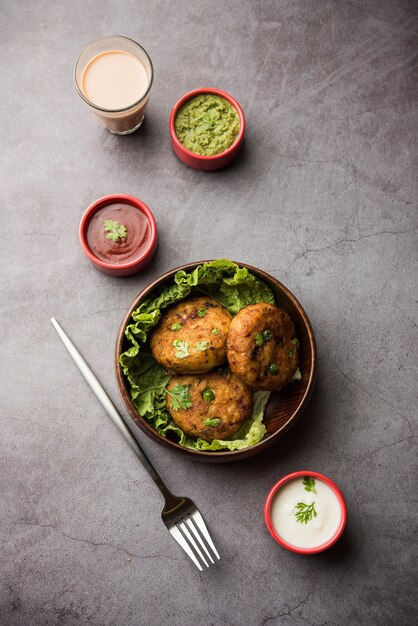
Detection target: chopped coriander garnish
<box><xmin>255</xmin><ymin>330</ymin><xmax>273</xmax><ymax>346</ymax></box>
<box><xmin>170</xmin><ymin>323</ymin><xmax>182</xmax><ymax>331</ymax></box>
<box><xmin>295</xmin><ymin>502</ymin><xmax>317</xmax><ymax>524</ymax></box>
<box><xmin>263</xmin><ymin>329</ymin><xmax>273</xmax><ymax>342</ymax></box>
<box><xmin>268</xmin><ymin>363</ymin><xmax>278</xmax><ymax>374</ymax></box>
<box><xmin>197</xmin><ymin>308</ymin><xmax>207</xmax><ymax>317</ymax></box>
<box><xmin>195</xmin><ymin>340</ymin><xmax>209</xmax><ymax>351</ymax></box>
<box><xmin>288</xmin><ymin>350</ymin><xmax>294</xmax><ymax>358</ymax></box>
<box><xmin>303</xmin><ymin>477</ymin><xmax>317</xmax><ymax>494</ymax></box>
<box><xmin>166</xmin><ymin>384</ymin><xmax>192</xmax><ymax>411</ymax></box>
<box><xmin>211</xmin><ymin>328</ymin><xmax>220</xmax><ymax>335</ymax></box>
<box><xmin>104</xmin><ymin>219</ymin><xmax>127</xmax><ymax>241</ymax></box>
<box><xmin>202</xmin><ymin>115</ymin><xmax>215</xmax><ymax>131</ymax></box>
<box><xmin>172</xmin><ymin>339</ymin><xmax>189</xmax><ymax>359</ymax></box>
<box><xmin>291</xmin><ymin>337</ymin><xmax>299</xmax><ymax>346</ymax></box>
<box><xmin>202</xmin><ymin>388</ymin><xmax>215</xmax><ymax>402</ymax></box>
<box><xmin>204</xmin><ymin>418</ymin><xmax>221</xmax><ymax>427</ymax></box>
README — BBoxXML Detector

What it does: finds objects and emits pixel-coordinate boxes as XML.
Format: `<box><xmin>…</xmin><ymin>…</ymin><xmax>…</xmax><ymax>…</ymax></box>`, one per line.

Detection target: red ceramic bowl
<box><xmin>79</xmin><ymin>194</ymin><xmax>158</xmax><ymax>276</ymax></box>
<box><xmin>264</xmin><ymin>471</ymin><xmax>347</xmax><ymax>554</ymax></box>
<box><xmin>169</xmin><ymin>88</ymin><xmax>246</xmax><ymax>171</ymax></box>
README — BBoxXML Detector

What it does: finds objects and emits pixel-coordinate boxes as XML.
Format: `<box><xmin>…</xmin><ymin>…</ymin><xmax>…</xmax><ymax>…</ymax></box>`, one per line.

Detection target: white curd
<box><xmin>270</xmin><ymin>476</ymin><xmax>342</xmax><ymax>549</ymax></box>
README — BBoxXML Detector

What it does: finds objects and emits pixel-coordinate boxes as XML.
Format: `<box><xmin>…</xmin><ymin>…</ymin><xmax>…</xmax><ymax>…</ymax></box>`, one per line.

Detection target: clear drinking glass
<box><xmin>74</xmin><ymin>35</ymin><xmax>154</xmax><ymax>135</ymax></box>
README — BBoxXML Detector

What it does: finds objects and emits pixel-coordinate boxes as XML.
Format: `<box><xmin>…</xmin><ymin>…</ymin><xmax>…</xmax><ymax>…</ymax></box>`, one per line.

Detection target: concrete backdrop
<box><xmin>1</xmin><ymin>1</ymin><xmax>417</xmax><ymax>625</ymax></box>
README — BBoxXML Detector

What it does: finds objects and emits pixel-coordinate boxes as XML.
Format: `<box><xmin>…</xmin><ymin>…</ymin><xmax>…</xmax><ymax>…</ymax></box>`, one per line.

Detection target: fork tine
<box><xmin>191</xmin><ymin>510</ymin><xmax>220</xmax><ymax>560</ymax></box>
<box><xmin>178</xmin><ymin>521</ymin><xmax>209</xmax><ymax>568</ymax></box>
<box><xmin>185</xmin><ymin>517</ymin><xmax>214</xmax><ymax>564</ymax></box>
<box><xmin>168</xmin><ymin>525</ymin><xmax>203</xmax><ymax>571</ymax></box>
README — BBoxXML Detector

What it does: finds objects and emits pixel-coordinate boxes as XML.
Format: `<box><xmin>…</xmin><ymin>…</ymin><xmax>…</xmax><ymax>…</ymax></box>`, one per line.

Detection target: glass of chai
<box><xmin>74</xmin><ymin>36</ymin><xmax>154</xmax><ymax>135</ymax></box>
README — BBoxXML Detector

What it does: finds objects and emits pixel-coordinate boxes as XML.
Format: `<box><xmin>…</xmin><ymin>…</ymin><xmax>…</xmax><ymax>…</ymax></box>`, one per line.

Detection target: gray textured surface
<box><xmin>1</xmin><ymin>1</ymin><xmax>417</xmax><ymax>625</ymax></box>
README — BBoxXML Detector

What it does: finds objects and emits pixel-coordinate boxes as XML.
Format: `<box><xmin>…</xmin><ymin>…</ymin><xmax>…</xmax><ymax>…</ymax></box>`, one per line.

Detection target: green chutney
<box><xmin>175</xmin><ymin>95</ymin><xmax>240</xmax><ymax>156</ymax></box>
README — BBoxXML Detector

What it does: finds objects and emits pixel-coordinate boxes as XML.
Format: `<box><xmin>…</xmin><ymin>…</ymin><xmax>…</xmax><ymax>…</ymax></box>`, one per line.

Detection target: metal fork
<box><xmin>51</xmin><ymin>317</ymin><xmax>220</xmax><ymax>571</ymax></box>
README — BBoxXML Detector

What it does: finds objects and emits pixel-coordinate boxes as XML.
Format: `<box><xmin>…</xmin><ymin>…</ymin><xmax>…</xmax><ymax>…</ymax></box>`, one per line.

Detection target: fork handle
<box><xmin>51</xmin><ymin>318</ymin><xmax>173</xmax><ymax>500</ymax></box>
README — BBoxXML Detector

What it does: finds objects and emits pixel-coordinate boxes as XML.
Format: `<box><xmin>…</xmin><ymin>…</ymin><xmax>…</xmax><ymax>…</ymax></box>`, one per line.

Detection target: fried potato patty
<box><xmin>166</xmin><ymin>370</ymin><xmax>253</xmax><ymax>442</ymax></box>
<box><xmin>150</xmin><ymin>296</ymin><xmax>232</xmax><ymax>374</ymax></box>
<box><xmin>226</xmin><ymin>302</ymin><xmax>298</xmax><ymax>390</ymax></box>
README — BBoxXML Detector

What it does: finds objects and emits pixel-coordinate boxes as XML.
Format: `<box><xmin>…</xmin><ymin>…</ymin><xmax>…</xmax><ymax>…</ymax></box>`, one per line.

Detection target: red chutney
<box><xmin>86</xmin><ymin>203</ymin><xmax>150</xmax><ymax>265</ymax></box>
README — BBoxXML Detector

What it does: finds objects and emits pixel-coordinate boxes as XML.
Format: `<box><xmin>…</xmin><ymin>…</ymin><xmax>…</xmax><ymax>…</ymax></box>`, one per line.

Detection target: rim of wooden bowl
<box><xmin>114</xmin><ymin>260</ymin><xmax>317</xmax><ymax>462</ymax></box>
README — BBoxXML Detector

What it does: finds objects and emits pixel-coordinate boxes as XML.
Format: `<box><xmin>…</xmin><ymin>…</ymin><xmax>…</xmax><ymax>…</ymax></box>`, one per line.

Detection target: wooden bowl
<box><xmin>115</xmin><ymin>261</ymin><xmax>317</xmax><ymax>462</ymax></box>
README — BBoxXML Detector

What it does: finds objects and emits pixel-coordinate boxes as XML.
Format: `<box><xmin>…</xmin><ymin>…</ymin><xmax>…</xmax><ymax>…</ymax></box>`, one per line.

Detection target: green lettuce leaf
<box><xmin>189</xmin><ymin>390</ymin><xmax>270</xmax><ymax>451</ymax></box>
<box><xmin>119</xmin><ymin>259</ymin><xmax>276</xmax><ymax>452</ymax></box>
<box><xmin>292</xmin><ymin>366</ymin><xmax>302</xmax><ymax>381</ymax></box>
